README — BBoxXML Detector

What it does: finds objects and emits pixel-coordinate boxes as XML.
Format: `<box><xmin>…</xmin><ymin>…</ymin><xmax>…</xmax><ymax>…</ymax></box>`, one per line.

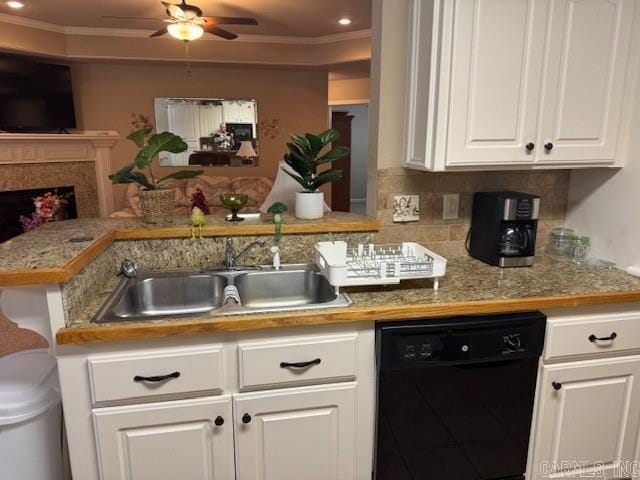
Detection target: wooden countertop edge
<box><xmin>114</xmin><ymin>219</ymin><xmax>379</xmax><ymax>240</ymax></box>
<box><xmin>0</xmin><ymin>218</ymin><xmax>378</xmax><ymax>286</ymax></box>
<box><xmin>55</xmin><ymin>289</ymin><xmax>640</xmax><ymax>345</ymax></box>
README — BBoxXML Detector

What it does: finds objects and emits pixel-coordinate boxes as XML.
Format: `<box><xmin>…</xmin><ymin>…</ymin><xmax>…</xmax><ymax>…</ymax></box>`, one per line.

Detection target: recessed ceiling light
<box><xmin>6</xmin><ymin>1</ymin><xmax>25</xmax><ymax>9</ymax></box>
<box><xmin>338</xmin><ymin>18</ymin><xmax>351</xmax><ymax>26</ymax></box>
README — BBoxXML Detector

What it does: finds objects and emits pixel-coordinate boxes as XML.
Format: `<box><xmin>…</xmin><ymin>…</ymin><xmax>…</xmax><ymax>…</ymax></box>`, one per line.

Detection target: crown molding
<box><xmin>0</xmin><ymin>13</ymin><xmax>371</xmax><ymax>46</ymax></box>
<box><xmin>63</xmin><ymin>53</ymin><xmax>373</xmax><ymax>68</ymax></box>
<box><xmin>0</xmin><ymin>12</ymin><xmax>65</xmax><ymax>33</ymax></box>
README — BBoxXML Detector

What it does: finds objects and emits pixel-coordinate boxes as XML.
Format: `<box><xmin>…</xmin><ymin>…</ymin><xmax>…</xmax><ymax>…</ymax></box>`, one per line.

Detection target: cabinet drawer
<box><xmin>238</xmin><ymin>333</ymin><xmax>357</xmax><ymax>390</ymax></box>
<box><xmin>545</xmin><ymin>312</ymin><xmax>640</xmax><ymax>361</ymax></box>
<box><xmin>88</xmin><ymin>345</ymin><xmax>224</xmax><ymax>404</ymax></box>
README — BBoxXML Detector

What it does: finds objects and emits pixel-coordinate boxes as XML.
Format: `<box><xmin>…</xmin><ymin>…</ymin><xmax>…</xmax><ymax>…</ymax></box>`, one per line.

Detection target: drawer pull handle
<box><xmin>242</xmin><ymin>413</ymin><xmax>252</xmax><ymax>424</ymax></box>
<box><xmin>214</xmin><ymin>416</ymin><xmax>224</xmax><ymax>426</ymax></box>
<box><xmin>133</xmin><ymin>371</ymin><xmax>181</xmax><ymax>383</ymax></box>
<box><xmin>552</xmin><ymin>381</ymin><xmax>562</xmax><ymax>391</ymax></box>
<box><xmin>280</xmin><ymin>358</ymin><xmax>322</xmax><ymax>369</ymax></box>
<box><xmin>588</xmin><ymin>332</ymin><xmax>617</xmax><ymax>343</ymax></box>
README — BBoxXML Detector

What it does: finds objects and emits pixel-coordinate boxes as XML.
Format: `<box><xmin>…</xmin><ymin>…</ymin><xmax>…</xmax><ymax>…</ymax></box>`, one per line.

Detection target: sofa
<box><xmin>109</xmin><ymin>175</ymin><xmax>274</xmax><ymax>218</ymax></box>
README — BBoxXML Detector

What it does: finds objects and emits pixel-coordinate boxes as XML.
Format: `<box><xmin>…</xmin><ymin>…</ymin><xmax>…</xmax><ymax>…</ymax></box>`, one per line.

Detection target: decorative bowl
<box><xmin>219</xmin><ymin>193</ymin><xmax>249</xmax><ymax>222</ymax></box>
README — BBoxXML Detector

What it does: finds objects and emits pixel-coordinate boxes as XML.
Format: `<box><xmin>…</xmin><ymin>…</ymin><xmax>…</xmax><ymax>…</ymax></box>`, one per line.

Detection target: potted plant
<box><xmin>109</xmin><ymin>126</ymin><xmax>203</xmax><ymax>224</ymax></box>
<box><xmin>282</xmin><ymin>128</ymin><xmax>349</xmax><ymax>219</ymax></box>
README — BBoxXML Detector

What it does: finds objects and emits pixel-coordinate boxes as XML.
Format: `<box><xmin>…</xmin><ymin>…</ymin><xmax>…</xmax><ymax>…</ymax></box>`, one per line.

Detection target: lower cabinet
<box><xmin>93</xmin><ymin>395</ymin><xmax>235</xmax><ymax>480</ymax></box>
<box><xmin>64</xmin><ymin>327</ymin><xmax>375</xmax><ymax>480</ymax></box>
<box><xmin>529</xmin><ymin>356</ymin><xmax>640</xmax><ymax>479</ymax></box>
<box><xmin>234</xmin><ymin>383</ymin><xmax>357</xmax><ymax>480</ymax></box>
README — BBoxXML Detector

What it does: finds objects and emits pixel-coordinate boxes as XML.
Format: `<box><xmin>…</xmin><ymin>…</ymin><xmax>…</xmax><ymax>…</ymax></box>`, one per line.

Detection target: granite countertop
<box><xmin>0</xmin><ymin>213</ymin><xmax>378</xmax><ymax>286</ymax></box>
<box><xmin>56</xmin><ymin>254</ymin><xmax>640</xmax><ymax>345</ymax></box>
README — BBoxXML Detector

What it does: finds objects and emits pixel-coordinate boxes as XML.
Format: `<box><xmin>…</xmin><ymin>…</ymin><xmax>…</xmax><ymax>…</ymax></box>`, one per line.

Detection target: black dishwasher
<box><xmin>375</xmin><ymin>312</ymin><xmax>546</xmax><ymax>480</ymax></box>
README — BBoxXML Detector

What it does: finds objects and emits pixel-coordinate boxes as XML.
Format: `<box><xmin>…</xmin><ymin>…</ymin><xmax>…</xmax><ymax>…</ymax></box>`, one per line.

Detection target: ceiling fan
<box><xmin>104</xmin><ymin>0</ymin><xmax>258</xmax><ymax>41</ymax></box>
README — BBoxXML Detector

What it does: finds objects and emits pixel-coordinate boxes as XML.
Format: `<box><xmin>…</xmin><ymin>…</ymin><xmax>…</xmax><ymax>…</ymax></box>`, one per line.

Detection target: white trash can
<box><xmin>0</xmin><ymin>349</ymin><xmax>63</xmax><ymax>480</ymax></box>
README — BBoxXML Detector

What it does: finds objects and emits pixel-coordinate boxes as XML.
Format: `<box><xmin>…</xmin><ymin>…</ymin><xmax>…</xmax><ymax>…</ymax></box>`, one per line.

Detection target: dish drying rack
<box><xmin>315</xmin><ymin>241</ymin><xmax>447</xmax><ymax>293</ymax></box>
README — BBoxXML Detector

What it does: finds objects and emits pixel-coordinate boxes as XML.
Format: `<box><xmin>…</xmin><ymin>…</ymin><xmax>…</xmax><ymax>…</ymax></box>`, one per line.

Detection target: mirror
<box><xmin>154</xmin><ymin>97</ymin><xmax>259</xmax><ymax>167</ymax></box>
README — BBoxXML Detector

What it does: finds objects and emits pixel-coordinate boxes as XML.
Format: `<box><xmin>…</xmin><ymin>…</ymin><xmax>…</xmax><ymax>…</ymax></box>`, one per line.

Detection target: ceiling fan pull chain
<box><xmin>185</xmin><ymin>41</ymin><xmax>192</xmax><ymax>77</ymax></box>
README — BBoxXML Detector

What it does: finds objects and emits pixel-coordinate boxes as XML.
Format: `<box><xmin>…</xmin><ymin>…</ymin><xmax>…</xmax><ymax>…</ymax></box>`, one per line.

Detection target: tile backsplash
<box><xmin>376</xmin><ymin>168</ymin><xmax>570</xmax><ymax>258</ymax></box>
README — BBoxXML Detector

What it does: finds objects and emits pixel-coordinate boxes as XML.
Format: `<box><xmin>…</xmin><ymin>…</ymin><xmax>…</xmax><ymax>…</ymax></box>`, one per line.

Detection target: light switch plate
<box><xmin>442</xmin><ymin>193</ymin><xmax>460</xmax><ymax>220</ymax></box>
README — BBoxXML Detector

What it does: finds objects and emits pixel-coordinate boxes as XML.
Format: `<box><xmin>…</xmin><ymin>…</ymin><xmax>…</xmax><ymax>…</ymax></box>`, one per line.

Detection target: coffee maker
<box><xmin>468</xmin><ymin>191</ymin><xmax>540</xmax><ymax>267</ymax></box>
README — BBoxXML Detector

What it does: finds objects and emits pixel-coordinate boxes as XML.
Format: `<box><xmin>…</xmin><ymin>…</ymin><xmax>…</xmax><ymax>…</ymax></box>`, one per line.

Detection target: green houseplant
<box><xmin>282</xmin><ymin>128</ymin><xmax>349</xmax><ymax>219</ymax></box>
<box><xmin>109</xmin><ymin>126</ymin><xmax>203</xmax><ymax>223</ymax></box>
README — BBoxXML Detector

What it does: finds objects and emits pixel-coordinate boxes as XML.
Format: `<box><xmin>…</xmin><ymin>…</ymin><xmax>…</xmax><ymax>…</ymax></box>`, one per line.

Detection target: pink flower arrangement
<box><xmin>191</xmin><ymin>187</ymin><xmax>210</xmax><ymax>215</ymax></box>
<box><xmin>19</xmin><ymin>192</ymin><xmax>70</xmax><ymax>232</ymax></box>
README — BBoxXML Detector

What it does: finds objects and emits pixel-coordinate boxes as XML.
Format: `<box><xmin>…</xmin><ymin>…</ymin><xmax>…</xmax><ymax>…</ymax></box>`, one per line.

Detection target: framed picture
<box><xmin>393</xmin><ymin>194</ymin><xmax>420</xmax><ymax>223</ymax></box>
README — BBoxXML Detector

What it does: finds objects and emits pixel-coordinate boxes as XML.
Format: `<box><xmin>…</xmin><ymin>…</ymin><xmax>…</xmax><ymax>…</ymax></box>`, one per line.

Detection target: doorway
<box><xmin>330</xmin><ymin>103</ymin><xmax>369</xmax><ymax>213</ymax></box>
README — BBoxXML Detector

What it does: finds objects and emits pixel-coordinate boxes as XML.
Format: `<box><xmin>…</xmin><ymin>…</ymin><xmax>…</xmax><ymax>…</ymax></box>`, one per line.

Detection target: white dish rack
<box><xmin>315</xmin><ymin>241</ymin><xmax>447</xmax><ymax>293</ymax></box>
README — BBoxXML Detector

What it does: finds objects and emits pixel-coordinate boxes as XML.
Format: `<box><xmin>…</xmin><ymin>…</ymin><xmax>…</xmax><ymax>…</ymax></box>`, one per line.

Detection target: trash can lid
<box><xmin>0</xmin><ymin>349</ymin><xmax>60</xmax><ymax>426</ymax></box>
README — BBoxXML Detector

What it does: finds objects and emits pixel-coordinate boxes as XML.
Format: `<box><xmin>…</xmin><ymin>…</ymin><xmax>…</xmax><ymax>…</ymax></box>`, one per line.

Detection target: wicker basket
<box><xmin>139</xmin><ymin>188</ymin><xmax>174</xmax><ymax>224</ymax></box>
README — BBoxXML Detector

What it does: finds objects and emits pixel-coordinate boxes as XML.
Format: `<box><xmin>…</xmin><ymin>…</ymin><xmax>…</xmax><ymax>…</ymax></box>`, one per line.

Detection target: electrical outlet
<box><xmin>443</xmin><ymin>193</ymin><xmax>460</xmax><ymax>220</ymax></box>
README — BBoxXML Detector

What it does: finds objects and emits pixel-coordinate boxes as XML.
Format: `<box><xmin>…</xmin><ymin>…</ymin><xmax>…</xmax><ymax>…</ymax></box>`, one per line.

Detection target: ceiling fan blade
<box><xmin>162</xmin><ymin>1</ymin><xmax>186</xmax><ymax>20</ymax></box>
<box><xmin>203</xmin><ymin>25</ymin><xmax>238</xmax><ymax>40</ymax></box>
<box><xmin>102</xmin><ymin>15</ymin><xmax>165</xmax><ymax>20</ymax></box>
<box><xmin>203</xmin><ymin>16</ymin><xmax>258</xmax><ymax>26</ymax></box>
<box><xmin>149</xmin><ymin>27</ymin><xmax>169</xmax><ymax>38</ymax></box>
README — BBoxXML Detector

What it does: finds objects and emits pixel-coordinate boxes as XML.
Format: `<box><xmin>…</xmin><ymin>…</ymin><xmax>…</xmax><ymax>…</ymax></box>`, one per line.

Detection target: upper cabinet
<box><xmin>537</xmin><ymin>0</ymin><xmax>635</xmax><ymax>165</ymax></box>
<box><xmin>405</xmin><ymin>0</ymin><xmax>638</xmax><ymax>171</ymax></box>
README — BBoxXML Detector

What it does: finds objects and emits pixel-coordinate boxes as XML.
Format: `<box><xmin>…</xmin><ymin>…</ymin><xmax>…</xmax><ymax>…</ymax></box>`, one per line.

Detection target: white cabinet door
<box><xmin>167</xmin><ymin>103</ymin><xmax>200</xmax><ymax>140</ymax></box>
<box><xmin>234</xmin><ymin>383</ymin><xmax>357</xmax><ymax>480</ymax></box>
<box><xmin>536</xmin><ymin>0</ymin><xmax>635</xmax><ymax>165</ymax></box>
<box><xmin>199</xmin><ymin>104</ymin><xmax>223</xmax><ymax>138</ymax></box>
<box><xmin>223</xmin><ymin>102</ymin><xmax>256</xmax><ymax>124</ymax></box>
<box><xmin>446</xmin><ymin>0</ymin><xmax>549</xmax><ymax>166</ymax></box>
<box><xmin>529</xmin><ymin>357</ymin><xmax>640</xmax><ymax>479</ymax></box>
<box><xmin>93</xmin><ymin>396</ymin><xmax>234</xmax><ymax>480</ymax></box>
<box><xmin>166</xmin><ymin>103</ymin><xmax>200</xmax><ymax>165</ymax></box>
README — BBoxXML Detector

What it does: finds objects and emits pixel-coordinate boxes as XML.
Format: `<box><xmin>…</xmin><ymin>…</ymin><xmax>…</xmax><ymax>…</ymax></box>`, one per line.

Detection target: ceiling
<box><xmin>4</xmin><ymin>0</ymin><xmax>372</xmax><ymax>38</ymax></box>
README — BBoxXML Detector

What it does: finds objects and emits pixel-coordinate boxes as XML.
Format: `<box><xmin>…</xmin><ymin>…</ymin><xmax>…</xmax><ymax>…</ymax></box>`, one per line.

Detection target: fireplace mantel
<box><xmin>0</xmin><ymin>130</ymin><xmax>119</xmax><ymax>217</ymax></box>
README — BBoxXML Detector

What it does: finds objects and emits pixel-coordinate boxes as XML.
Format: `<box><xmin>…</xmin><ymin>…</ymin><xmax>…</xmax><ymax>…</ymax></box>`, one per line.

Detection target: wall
<box><xmin>329</xmin><ymin>77</ymin><xmax>370</xmax><ymax>103</ymax></box>
<box><xmin>71</xmin><ymin>62</ymin><xmax>329</xmax><ymax>209</ymax></box>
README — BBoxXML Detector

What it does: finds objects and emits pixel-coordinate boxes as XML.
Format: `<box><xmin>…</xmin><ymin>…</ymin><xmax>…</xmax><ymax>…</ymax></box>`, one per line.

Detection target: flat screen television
<box><xmin>0</xmin><ymin>53</ymin><xmax>76</xmax><ymax>132</ymax></box>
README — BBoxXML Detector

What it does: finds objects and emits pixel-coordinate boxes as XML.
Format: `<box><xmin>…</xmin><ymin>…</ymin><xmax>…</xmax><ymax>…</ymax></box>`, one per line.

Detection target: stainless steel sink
<box><xmin>112</xmin><ymin>273</ymin><xmax>227</xmax><ymax>318</ymax></box>
<box><xmin>92</xmin><ymin>265</ymin><xmax>352</xmax><ymax>324</ymax></box>
<box><xmin>234</xmin><ymin>270</ymin><xmax>339</xmax><ymax>309</ymax></box>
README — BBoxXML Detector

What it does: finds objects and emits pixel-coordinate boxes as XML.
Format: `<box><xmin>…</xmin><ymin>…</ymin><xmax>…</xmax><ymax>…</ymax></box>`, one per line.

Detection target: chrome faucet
<box><xmin>224</xmin><ymin>238</ymin><xmax>266</xmax><ymax>270</ymax></box>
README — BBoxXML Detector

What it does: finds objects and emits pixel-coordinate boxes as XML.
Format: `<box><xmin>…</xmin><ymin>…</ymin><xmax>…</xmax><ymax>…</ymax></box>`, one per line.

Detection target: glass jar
<box><xmin>549</xmin><ymin>227</ymin><xmax>574</xmax><ymax>256</ymax></box>
<box><xmin>571</xmin><ymin>236</ymin><xmax>591</xmax><ymax>264</ymax></box>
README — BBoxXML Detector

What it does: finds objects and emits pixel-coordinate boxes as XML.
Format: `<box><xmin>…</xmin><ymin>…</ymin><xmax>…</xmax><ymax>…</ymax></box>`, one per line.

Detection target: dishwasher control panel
<box><xmin>377</xmin><ymin>311</ymin><xmax>546</xmax><ymax>369</ymax></box>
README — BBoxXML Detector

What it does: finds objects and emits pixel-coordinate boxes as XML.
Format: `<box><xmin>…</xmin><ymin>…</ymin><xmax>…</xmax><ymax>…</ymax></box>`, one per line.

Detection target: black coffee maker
<box><xmin>468</xmin><ymin>191</ymin><xmax>540</xmax><ymax>267</ymax></box>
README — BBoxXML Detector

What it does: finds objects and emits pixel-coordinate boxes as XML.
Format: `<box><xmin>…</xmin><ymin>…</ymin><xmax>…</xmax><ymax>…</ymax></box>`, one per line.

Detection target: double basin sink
<box><xmin>93</xmin><ymin>265</ymin><xmax>352</xmax><ymax>324</ymax></box>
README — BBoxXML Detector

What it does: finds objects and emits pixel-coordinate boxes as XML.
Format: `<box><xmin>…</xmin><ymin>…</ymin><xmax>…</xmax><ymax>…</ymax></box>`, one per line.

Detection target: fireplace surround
<box><xmin>0</xmin><ymin>131</ymin><xmax>119</xmax><ymax>219</ymax></box>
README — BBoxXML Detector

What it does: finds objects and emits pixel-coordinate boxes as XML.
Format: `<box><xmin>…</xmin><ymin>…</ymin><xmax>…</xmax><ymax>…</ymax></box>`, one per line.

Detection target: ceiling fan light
<box><xmin>167</xmin><ymin>22</ymin><xmax>204</xmax><ymax>41</ymax></box>
<box><xmin>5</xmin><ymin>1</ymin><xmax>25</xmax><ymax>9</ymax></box>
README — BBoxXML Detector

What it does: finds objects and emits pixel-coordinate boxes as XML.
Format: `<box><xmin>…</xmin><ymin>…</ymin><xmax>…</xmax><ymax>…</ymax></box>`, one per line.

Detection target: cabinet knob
<box><xmin>525</xmin><ymin>142</ymin><xmax>535</xmax><ymax>152</ymax></box>
<box><xmin>544</xmin><ymin>142</ymin><xmax>554</xmax><ymax>151</ymax></box>
<box><xmin>214</xmin><ymin>416</ymin><xmax>224</xmax><ymax>426</ymax></box>
<box><xmin>242</xmin><ymin>413</ymin><xmax>252</xmax><ymax>424</ymax></box>
<box><xmin>552</xmin><ymin>381</ymin><xmax>562</xmax><ymax>391</ymax></box>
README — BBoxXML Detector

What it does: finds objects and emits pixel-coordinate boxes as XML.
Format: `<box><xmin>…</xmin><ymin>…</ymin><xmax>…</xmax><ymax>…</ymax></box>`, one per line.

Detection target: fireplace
<box><xmin>0</xmin><ymin>130</ymin><xmax>119</xmax><ymax>219</ymax></box>
<box><xmin>0</xmin><ymin>186</ymin><xmax>77</xmax><ymax>243</ymax></box>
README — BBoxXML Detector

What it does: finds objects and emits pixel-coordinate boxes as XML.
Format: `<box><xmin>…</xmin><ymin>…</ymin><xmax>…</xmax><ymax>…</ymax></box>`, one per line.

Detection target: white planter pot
<box><xmin>295</xmin><ymin>191</ymin><xmax>324</xmax><ymax>220</ymax></box>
